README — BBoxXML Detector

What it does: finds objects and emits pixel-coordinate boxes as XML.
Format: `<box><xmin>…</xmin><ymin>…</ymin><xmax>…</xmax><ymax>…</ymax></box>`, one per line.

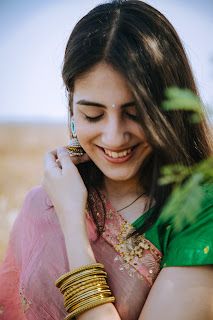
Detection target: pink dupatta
<box><xmin>0</xmin><ymin>185</ymin><xmax>162</xmax><ymax>320</ymax></box>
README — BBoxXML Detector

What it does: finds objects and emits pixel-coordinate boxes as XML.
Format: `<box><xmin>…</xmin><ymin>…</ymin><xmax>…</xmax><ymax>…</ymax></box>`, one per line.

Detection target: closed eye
<box><xmin>84</xmin><ymin>112</ymin><xmax>138</xmax><ymax>122</ymax></box>
<box><xmin>125</xmin><ymin>112</ymin><xmax>138</xmax><ymax>121</ymax></box>
<box><xmin>84</xmin><ymin>114</ymin><xmax>103</xmax><ymax>122</ymax></box>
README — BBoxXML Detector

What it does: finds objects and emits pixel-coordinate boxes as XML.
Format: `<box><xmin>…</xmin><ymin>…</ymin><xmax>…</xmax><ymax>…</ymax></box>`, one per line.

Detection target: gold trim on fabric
<box><xmin>19</xmin><ymin>287</ymin><xmax>32</xmax><ymax>313</ymax></box>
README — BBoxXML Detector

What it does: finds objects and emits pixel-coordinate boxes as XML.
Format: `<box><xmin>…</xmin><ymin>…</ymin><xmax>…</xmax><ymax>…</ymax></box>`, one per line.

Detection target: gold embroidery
<box><xmin>113</xmin><ymin>221</ymin><xmax>162</xmax><ymax>284</ymax></box>
<box><xmin>114</xmin><ymin>254</ymin><xmax>140</xmax><ymax>279</ymax></box>
<box><xmin>88</xmin><ymin>188</ymin><xmax>162</xmax><ymax>284</ymax></box>
<box><xmin>19</xmin><ymin>288</ymin><xmax>32</xmax><ymax>313</ymax></box>
<box><xmin>115</xmin><ymin>222</ymin><xmax>151</xmax><ymax>264</ymax></box>
<box><xmin>107</xmin><ymin>208</ymin><xmax>114</xmax><ymax>219</ymax></box>
<box><xmin>141</xmin><ymin>253</ymin><xmax>160</xmax><ymax>278</ymax></box>
<box><xmin>204</xmin><ymin>246</ymin><xmax>209</xmax><ymax>254</ymax></box>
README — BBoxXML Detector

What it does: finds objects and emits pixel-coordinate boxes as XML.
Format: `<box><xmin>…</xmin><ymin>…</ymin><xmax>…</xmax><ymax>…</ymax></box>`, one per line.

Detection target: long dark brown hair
<box><xmin>62</xmin><ymin>0</ymin><xmax>212</xmax><ymax>237</ymax></box>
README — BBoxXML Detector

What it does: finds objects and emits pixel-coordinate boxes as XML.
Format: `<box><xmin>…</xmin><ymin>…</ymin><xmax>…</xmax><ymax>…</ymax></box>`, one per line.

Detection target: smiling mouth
<box><xmin>101</xmin><ymin>145</ymin><xmax>138</xmax><ymax>159</ymax></box>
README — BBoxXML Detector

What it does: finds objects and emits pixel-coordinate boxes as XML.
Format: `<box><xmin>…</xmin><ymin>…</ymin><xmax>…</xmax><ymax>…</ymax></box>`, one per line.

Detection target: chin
<box><xmin>99</xmin><ymin>168</ymin><xmax>139</xmax><ymax>182</ymax></box>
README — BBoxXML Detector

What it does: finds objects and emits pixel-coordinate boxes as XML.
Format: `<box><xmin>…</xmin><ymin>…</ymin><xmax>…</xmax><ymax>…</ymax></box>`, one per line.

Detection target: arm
<box><xmin>62</xmin><ymin>213</ymin><xmax>121</xmax><ymax>320</ymax></box>
<box><xmin>43</xmin><ymin>147</ymin><xmax>121</xmax><ymax>320</ymax></box>
<box><xmin>138</xmin><ymin>266</ymin><xmax>213</xmax><ymax>320</ymax></box>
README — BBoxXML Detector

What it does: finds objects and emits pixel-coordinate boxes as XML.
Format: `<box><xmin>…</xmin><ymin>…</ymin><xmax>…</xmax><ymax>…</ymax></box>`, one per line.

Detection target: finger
<box><xmin>52</xmin><ymin>146</ymin><xmax>91</xmax><ymax>167</ymax></box>
<box><xmin>57</xmin><ymin>147</ymin><xmax>73</xmax><ymax>170</ymax></box>
<box><xmin>49</xmin><ymin>148</ymin><xmax>62</xmax><ymax>167</ymax></box>
<box><xmin>50</xmin><ymin>147</ymin><xmax>75</xmax><ymax>166</ymax></box>
<box><xmin>44</xmin><ymin>151</ymin><xmax>61</xmax><ymax>174</ymax></box>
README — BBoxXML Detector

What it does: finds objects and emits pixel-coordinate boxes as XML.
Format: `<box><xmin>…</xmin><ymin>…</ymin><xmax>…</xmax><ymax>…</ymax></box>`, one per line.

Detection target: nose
<box><xmin>101</xmin><ymin>117</ymin><xmax>130</xmax><ymax>149</ymax></box>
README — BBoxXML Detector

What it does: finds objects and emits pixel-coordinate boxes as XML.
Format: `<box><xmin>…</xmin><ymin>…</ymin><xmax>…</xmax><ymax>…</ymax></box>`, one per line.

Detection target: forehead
<box><xmin>73</xmin><ymin>62</ymin><xmax>134</xmax><ymax>103</ymax></box>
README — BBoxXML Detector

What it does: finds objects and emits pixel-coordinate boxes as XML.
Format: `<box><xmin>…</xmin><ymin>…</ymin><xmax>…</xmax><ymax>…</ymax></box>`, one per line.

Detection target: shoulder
<box><xmin>24</xmin><ymin>184</ymin><xmax>53</xmax><ymax>208</ymax></box>
<box><xmin>12</xmin><ymin>185</ymin><xmax>61</xmax><ymax>249</ymax></box>
<box><xmin>14</xmin><ymin>185</ymin><xmax>56</xmax><ymax>228</ymax></box>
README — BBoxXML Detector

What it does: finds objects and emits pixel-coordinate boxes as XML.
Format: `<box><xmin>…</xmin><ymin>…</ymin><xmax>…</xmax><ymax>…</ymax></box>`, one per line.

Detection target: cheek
<box><xmin>74</xmin><ymin>116</ymin><xmax>88</xmax><ymax>140</ymax></box>
<box><xmin>76</xmin><ymin>122</ymin><xmax>97</xmax><ymax>147</ymax></box>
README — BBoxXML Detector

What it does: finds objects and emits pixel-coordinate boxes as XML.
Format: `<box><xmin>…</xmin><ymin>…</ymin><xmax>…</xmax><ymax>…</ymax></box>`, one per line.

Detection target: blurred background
<box><xmin>0</xmin><ymin>0</ymin><xmax>213</xmax><ymax>261</ymax></box>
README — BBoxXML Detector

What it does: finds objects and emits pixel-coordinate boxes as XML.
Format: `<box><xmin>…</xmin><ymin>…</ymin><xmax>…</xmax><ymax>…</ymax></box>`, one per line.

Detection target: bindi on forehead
<box><xmin>75</xmin><ymin>99</ymin><xmax>136</xmax><ymax>109</ymax></box>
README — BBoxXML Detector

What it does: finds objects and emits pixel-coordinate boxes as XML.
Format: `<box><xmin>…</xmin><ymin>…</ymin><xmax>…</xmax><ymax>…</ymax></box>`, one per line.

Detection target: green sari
<box><xmin>132</xmin><ymin>183</ymin><xmax>213</xmax><ymax>268</ymax></box>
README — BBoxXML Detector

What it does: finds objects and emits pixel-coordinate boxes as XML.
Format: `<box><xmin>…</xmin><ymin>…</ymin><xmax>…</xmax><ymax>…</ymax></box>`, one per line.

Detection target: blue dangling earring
<box><xmin>66</xmin><ymin>117</ymin><xmax>85</xmax><ymax>156</ymax></box>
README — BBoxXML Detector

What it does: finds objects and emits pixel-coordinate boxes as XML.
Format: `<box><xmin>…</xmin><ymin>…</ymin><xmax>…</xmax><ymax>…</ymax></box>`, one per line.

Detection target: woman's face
<box><xmin>73</xmin><ymin>62</ymin><xmax>152</xmax><ymax>182</ymax></box>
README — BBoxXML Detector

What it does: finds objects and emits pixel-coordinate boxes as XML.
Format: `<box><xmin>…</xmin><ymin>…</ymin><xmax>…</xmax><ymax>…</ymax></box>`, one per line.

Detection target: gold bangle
<box><xmin>70</xmin><ymin>271</ymin><xmax>107</xmax><ymax>287</ymax></box>
<box><xmin>70</xmin><ymin>269</ymin><xmax>107</xmax><ymax>282</ymax></box>
<box><xmin>64</xmin><ymin>279</ymin><xmax>107</xmax><ymax>297</ymax></box>
<box><xmin>65</xmin><ymin>288</ymin><xmax>111</xmax><ymax>302</ymax></box>
<box><xmin>67</xmin><ymin>275</ymin><xmax>106</xmax><ymax>290</ymax></box>
<box><xmin>62</xmin><ymin>278</ymin><xmax>107</xmax><ymax>295</ymax></box>
<box><xmin>61</xmin><ymin>276</ymin><xmax>107</xmax><ymax>294</ymax></box>
<box><xmin>55</xmin><ymin>263</ymin><xmax>114</xmax><ymax>320</ymax></box>
<box><xmin>60</xmin><ymin>270</ymin><xmax>107</xmax><ymax>293</ymax></box>
<box><xmin>65</xmin><ymin>286</ymin><xmax>110</xmax><ymax>308</ymax></box>
<box><xmin>71</xmin><ymin>294</ymin><xmax>115</xmax><ymax>312</ymax></box>
<box><xmin>55</xmin><ymin>263</ymin><xmax>104</xmax><ymax>287</ymax></box>
<box><xmin>60</xmin><ymin>275</ymin><xmax>107</xmax><ymax>294</ymax></box>
<box><xmin>65</xmin><ymin>282</ymin><xmax>109</xmax><ymax>300</ymax></box>
<box><xmin>65</xmin><ymin>296</ymin><xmax>116</xmax><ymax>320</ymax></box>
<box><xmin>66</xmin><ymin>292</ymin><xmax>112</xmax><ymax>312</ymax></box>
<box><xmin>66</xmin><ymin>294</ymin><xmax>106</xmax><ymax>312</ymax></box>
<box><xmin>66</xmin><ymin>292</ymin><xmax>113</xmax><ymax>313</ymax></box>
<box><xmin>64</xmin><ymin>287</ymin><xmax>110</xmax><ymax>307</ymax></box>
<box><xmin>62</xmin><ymin>275</ymin><xmax>107</xmax><ymax>295</ymax></box>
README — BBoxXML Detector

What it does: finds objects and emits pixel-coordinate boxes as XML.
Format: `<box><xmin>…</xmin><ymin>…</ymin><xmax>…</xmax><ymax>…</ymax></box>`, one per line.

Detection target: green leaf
<box><xmin>158</xmin><ymin>164</ymin><xmax>192</xmax><ymax>186</ymax></box>
<box><xmin>161</xmin><ymin>87</ymin><xmax>203</xmax><ymax>122</ymax></box>
<box><xmin>157</xmin><ymin>86</ymin><xmax>213</xmax><ymax>232</ymax></box>
<box><xmin>194</xmin><ymin>157</ymin><xmax>213</xmax><ymax>182</ymax></box>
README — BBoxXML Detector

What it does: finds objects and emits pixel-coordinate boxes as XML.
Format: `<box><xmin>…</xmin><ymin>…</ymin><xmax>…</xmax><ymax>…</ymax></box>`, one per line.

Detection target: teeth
<box><xmin>104</xmin><ymin>148</ymin><xmax>132</xmax><ymax>158</ymax></box>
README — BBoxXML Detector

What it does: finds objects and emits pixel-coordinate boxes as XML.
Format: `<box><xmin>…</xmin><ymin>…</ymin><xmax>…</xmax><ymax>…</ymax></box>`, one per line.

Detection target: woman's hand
<box><xmin>41</xmin><ymin>146</ymin><xmax>90</xmax><ymax>229</ymax></box>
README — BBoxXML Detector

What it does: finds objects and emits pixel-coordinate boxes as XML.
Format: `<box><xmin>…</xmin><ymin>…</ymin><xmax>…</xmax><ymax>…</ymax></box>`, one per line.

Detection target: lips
<box><xmin>103</xmin><ymin>147</ymin><xmax>132</xmax><ymax>158</ymax></box>
<box><xmin>98</xmin><ymin>145</ymin><xmax>138</xmax><ymax>163</ymax></box>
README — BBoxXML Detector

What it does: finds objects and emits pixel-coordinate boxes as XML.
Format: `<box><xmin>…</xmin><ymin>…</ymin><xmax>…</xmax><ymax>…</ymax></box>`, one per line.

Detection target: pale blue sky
<box><xmin>0</xmin><ymin>0</ymin><xmax>212</xmax><ymax>122</ymax></box>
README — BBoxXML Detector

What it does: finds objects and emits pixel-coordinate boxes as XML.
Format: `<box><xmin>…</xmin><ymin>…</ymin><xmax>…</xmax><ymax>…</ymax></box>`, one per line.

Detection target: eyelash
<box><xmin>84</xmin><ymin>115</ymin><xmax>103</xmax><ymax>122</ymax></box>
<box><xmin>84</xmin><ymin>113</ymin><xmax>138</xmax><ymax>122</ymax></box>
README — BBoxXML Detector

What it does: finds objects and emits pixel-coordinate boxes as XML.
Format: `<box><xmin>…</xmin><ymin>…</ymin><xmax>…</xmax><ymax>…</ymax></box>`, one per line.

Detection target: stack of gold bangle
<box><xmin>55</xmin><ymin>263</ymin><xmax>115</xmax><ymax>319</ymax></box>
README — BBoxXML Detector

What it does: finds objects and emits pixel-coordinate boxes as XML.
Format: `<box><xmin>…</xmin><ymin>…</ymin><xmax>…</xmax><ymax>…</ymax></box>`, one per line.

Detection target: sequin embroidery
<box><xmin>87</xmin><ymin>189</ymin><xmax>163</xmax><ymax>286</ymax></box>
<box><xmin>19</xmin><ymin>287</ymin><xmax>32</xmax><ymax>313</ymax></box>
<box><xmin>204</xmin><ymin>246</ymin><xmax>209</xmax><ymax>254</ymax></box>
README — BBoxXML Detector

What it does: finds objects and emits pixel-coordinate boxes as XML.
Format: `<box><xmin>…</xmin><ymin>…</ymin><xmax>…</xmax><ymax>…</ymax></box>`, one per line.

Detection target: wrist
<box><xmin>58</xmin><ymin>206</ymin><xmax>87</xmax><ymax>230</ymax></box>
<box><xmin>65</xmin><ymin>235</ymin><xmax>96</xmax><ymax>269</ymax></box>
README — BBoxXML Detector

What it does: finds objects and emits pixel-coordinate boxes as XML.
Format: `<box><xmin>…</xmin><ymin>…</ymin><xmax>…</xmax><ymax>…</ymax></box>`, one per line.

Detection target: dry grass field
<box><xmin>0</xmin><ymin>122</ymin><xmax>68</xmax><ymax>262</ymax></box>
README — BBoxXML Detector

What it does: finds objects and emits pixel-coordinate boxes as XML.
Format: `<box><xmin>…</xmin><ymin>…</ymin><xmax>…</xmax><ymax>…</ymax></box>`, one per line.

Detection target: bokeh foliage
<box><xmin>159</xmin><ymin>87</ymin><xmax>213</xmax><ymax>231</ymax></box>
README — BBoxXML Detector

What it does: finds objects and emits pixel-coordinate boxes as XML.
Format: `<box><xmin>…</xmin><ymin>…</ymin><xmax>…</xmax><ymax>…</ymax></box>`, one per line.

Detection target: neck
<box><xmin>103</xmin><ymin>177</ymin><xmax>144</xmax><ymax>201</ymax></box>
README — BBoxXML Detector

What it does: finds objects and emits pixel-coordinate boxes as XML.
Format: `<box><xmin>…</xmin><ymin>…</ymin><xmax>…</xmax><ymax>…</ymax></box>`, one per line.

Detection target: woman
<box><xmin>0</xmin><ymin>1</ymin><xmax>212</xmax><ymax>319</ymax></box>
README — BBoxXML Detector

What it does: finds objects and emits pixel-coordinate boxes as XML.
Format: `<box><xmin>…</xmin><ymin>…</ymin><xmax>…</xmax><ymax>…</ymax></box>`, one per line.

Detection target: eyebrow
<box><xmin>76</xmin><ymin>99</ymin><xmax>136</xmax><ymax>109</ymax></box>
